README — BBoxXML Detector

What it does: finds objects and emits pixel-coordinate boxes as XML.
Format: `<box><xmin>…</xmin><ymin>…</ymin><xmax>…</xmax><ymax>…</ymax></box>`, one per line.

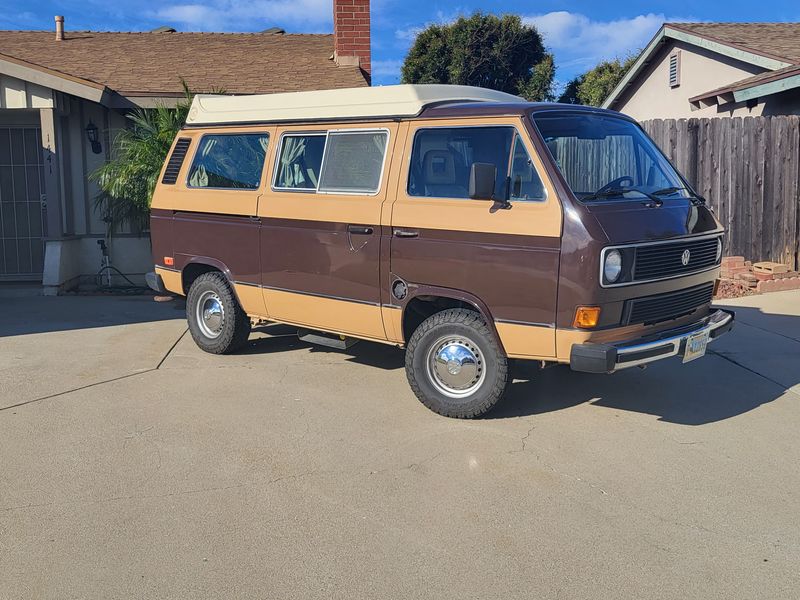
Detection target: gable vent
<box><xmin>162</xmin><ymin>138</ymin><xmax>191</xmax><ymax>184</ymax></box>
<box><xmin>669</xmin><ymin>51</ymin><xmax>681</xmax><ymax>88</ymax></box>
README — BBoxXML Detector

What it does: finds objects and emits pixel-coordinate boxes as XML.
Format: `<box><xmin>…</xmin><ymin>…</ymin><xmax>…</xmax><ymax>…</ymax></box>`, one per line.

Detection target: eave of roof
<box><xmin>602</xmin><ymin>24</ymin><xmax>794</xmax><ymax>110</ymax></box>
<box><xmin>688</xmin><ymin>64</ymin><xmax>800</xmax><ymax>108</ymax></box>
<box><xmin>0</xmin><ymin>51</ymin><xmax>110</xmax><ymax>104</ymax></box>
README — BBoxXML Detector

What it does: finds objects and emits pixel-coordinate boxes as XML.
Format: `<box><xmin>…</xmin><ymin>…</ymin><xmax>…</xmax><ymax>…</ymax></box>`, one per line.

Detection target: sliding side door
<box><xmin>257</xmin><ymin>122</ymin><xmax>399</xmax><ymax>341</ymax></box>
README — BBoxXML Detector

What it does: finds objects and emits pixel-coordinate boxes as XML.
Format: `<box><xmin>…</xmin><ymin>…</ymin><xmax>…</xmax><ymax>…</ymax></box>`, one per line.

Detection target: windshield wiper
<box><xmin>582</xmin><ymin>187</ymin><xmax>663</xmax><ymax>204</ymax></box>
<box><xmin>653</xmin><ymin>186</ymin><xmax>707</xmax><ymax>205</ymax></box>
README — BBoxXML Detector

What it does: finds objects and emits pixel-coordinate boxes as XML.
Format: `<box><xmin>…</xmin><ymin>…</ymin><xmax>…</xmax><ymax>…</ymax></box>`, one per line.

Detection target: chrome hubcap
<box><xmin>427</xmin><ymin>336</ymin><xmax>485</xmax><ymax>398</ymax></box>
<box><xmin>196</xmin><ymin>291</ymin><xmax>224</xmax><ymax>338</ymax></box>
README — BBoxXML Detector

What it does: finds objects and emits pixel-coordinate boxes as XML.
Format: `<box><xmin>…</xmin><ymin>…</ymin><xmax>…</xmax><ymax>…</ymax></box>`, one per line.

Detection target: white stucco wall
<box><xmin>0</xmin><ymin>74</ymin><xmax>53</xmax><ymax>109</ymax></box>
<box><xmin>615</xmin><ymin>41</ymin><xmax>767</xmax><ymax>120</ymax></box>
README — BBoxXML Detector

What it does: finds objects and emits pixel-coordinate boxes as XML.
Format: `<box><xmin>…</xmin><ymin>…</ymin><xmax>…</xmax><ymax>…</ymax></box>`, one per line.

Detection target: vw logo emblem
<box><xmin>681</xmin><ymin>249</ymin><xmax>691</xmax><ymax>266</ymax></box>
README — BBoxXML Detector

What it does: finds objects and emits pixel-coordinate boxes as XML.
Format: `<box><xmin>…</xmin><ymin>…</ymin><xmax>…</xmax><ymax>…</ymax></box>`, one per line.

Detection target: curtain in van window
<box><xmin>277</xmin><ymin>136</ymin><xmax>309</xmax><ymax>188</ymax></box>
<box><xmin>186</xmin><ymin>134</ymin><xmax>269</xmax><ymax>189</ymax></box>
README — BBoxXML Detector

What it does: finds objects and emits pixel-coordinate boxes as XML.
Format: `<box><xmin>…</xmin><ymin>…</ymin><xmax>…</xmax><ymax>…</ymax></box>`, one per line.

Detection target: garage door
<box><xmin>0</xmin><ymin>127</ymin><xmax>46</xmax><ymax>280</ymax></box>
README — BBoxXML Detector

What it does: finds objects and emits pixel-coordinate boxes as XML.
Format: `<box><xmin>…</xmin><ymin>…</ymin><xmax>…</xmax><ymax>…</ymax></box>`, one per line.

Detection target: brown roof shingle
<box><xmin>0</xmin><ymin>31</ymin><xmax>368</xmax><ymax>96</ymax></box>
<box><xmin>667</xmin><ymin>22</ymin><xmax>800</xmax><ymax>64</ymax></box>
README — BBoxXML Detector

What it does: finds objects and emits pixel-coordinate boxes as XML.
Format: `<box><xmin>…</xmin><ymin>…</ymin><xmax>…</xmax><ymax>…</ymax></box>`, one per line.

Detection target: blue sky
<box><xmin>3</xmin><ymin>0</ymin><xmax>799</xmax><ymax>91</ymax></box>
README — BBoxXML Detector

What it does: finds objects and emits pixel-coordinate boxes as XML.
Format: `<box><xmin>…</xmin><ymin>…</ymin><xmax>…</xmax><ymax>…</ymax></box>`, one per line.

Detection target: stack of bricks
<box><xmin>720</xmin><ymin>256</ymin><xmax>800</xmax><ymax>293</ymax></box>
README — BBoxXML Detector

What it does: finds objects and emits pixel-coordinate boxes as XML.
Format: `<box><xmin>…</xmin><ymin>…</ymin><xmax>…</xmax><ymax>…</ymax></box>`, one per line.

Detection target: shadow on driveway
<box><xmin>1</xmin><ymin>295</ymin><xmax>185</xmax><ymax>338</ymax></box>
<box><xmin>242</xmin><ymin>304</ymin><xmax>799</xmax><ymax>426</ymax></box>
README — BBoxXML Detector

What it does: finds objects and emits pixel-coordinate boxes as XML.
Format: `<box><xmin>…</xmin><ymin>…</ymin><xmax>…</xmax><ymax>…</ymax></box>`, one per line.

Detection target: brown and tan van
<box><xmin>148</xmin><ymin>84</ymin><xmax>733</xmax><ymax>418</ymax></box>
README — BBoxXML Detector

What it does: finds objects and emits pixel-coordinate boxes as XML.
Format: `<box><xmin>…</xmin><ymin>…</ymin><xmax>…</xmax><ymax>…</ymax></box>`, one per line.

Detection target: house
<box><xmin>0</xmin><ymin>0</ymin><xmax>370</xmax><ymax>294</ymax></box>
<box><xmin>604</xmin><ymin>23</ymin><xmax>800</xmax><ymax>121</ymax></box>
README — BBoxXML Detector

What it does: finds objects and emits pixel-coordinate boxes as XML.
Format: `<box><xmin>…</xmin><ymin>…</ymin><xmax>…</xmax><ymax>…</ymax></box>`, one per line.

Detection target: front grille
<box><xmin>633</xmin><ymin>236</ymin><xmax>720</xmax><ymax>282</ymax></box>
<box><xmin>624</xmin><ymin>282</ymin><xmax>714</xmax><ymax>325</ymax></box>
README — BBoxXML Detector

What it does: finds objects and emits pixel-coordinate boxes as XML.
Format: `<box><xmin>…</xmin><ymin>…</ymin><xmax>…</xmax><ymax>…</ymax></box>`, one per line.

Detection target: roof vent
<box><xmin>261</xmin><ymin>27</ymin><xmax>286</xmax><ymax>34</ymax></box>
<box><xmin>151</xmin><ymin>26</ymin><xmax>177</xmax><ymax>33</ymax></box>
<box><xmin>55</xmin><ymin>15</ymin><xmax>65</xmax><ymax>41</ymax></box>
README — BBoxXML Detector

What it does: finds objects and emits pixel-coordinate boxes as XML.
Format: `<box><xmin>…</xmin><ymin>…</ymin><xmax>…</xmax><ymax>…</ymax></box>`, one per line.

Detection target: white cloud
<box><xmin>394</xmin><ymin>9</ymin><xmax>464</xmax><ymax>43</ymax></box>
<box><xmin>152</xmin><ymin>0</ymin><xmax>334</xmax><ymax>30</ymax></box>
<box><xmin>371</xmin><ymin>59</ymin><xmax>404</xmax><ymax>80</ymax></box>
<box><xmin>524</xmin><ymin>11</ymin><xmax>695</xmax><ymax>73</ymax></box>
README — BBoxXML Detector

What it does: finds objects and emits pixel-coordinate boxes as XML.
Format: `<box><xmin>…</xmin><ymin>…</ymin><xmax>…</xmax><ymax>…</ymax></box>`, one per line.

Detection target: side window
<box><xmin>408</xmin><ymin>127</ymin><xmax>515</xmax><ymax>200</ymax></box>
<box><xmin>318</xmin><ymin>131</ymin><xmax>388</xmax><ymax>194</ymax></box>
<box><xmin>509</xmin><ymin>136</ymin><xmax>546</xmax><ymax>201</ymax></box>
<box><xmin>274</xmin><ymin>134</ymin><xmax>326</xmax><ymax>190</ymax></box>
<box><xmin>187</xmin><ymin>133</ymin><xmax>269</xmax><ymax>189</ymax></box>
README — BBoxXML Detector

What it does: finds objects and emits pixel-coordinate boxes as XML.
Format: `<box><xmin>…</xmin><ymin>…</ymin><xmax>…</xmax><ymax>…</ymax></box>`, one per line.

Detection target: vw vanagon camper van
<box><xmin>148</xmin><ymin>85</ymin><xmax>734</xmax><ymax>418</ymax></box>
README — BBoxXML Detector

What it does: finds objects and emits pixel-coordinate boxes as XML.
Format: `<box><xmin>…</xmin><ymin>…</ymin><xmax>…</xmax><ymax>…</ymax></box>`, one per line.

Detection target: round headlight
<box><xmin>604</xmin><ymin>249</ymin><xmax>623</xmax><ymax>283</ymax></box>
<box><xmin>716</xmin><ymin>238</ymin><xmax>722</xmax><ymax>262</ymax></box>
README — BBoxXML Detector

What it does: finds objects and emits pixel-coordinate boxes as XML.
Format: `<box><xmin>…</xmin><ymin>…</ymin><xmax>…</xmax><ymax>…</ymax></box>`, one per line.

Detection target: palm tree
<box><xmin>90</xmin><ymin>82</ymin><xmax>194</xmax><ymax>233</ymax></box>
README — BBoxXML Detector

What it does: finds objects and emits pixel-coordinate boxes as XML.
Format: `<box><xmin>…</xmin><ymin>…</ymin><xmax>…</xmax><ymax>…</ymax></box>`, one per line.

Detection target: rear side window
<box><xmin>187</xmin><ymin>133</ymin><xmax>269</xmax><ymax>190</ymax></box>
<box><xmin>408</xmin><ymin>126</ymin><xmax>545</xmax><ymax>202</ymax></box>
<box><xmin>319</xmin><ymin>131</ymin><xmax>388</xmax><ymax>193</ymax></box>
<box><xmin>274</xmin><ymin>130</ymin><xmax>389</xmax><ymax>194</ymax></box>
<box><xmin>274</xmin><ymin>134</ymin><xmax>326</xmax><ymax>190</ymax></box>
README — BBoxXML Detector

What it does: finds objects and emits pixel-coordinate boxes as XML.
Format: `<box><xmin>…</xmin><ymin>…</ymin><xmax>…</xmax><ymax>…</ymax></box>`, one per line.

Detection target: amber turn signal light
<box><xmin>573</xmin><ymin>306</ymin><xmax>601</xmax><ymax>329</ymax></box>
<box><xmin>164</xmin><ymin>256</ymin><xmax>174</xmax><ymax>266</ymax></box>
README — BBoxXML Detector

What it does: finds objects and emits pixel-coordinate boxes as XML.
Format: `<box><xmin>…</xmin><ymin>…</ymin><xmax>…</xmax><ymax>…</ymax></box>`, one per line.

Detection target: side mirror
<box><xmin>469</xmin><ymin>162</ymin><xmax>496</xmax><ymax>200</ymax></box>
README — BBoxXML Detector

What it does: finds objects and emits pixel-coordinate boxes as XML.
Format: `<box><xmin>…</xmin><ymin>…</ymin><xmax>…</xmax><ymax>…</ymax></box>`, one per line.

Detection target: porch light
<box><xmin>85</xmin><ymin>121</ymin><xmax>102</xmax><ymax>154</ymax></box>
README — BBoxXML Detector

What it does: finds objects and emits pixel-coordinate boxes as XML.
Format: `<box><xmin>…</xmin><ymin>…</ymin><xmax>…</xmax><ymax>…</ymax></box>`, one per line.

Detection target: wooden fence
<box><xmin>641</xmin><ymin>116</ymin><xmax>800</xmax><ymax>270</ymax></box>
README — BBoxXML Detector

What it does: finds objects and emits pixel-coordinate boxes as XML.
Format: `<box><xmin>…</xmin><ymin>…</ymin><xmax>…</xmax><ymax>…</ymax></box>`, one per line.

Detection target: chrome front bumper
<box><xmin>570</xmin><ymin>309</ymin><xmax>734</xmax><ymax>374</ymax></box>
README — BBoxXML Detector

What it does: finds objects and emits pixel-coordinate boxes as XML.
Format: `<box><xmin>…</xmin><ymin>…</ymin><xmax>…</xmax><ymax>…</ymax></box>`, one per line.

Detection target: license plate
<box><xmin>683</xmin><ymin>330</ymin><xmax>710</xmax><ymax>363</ymax></box>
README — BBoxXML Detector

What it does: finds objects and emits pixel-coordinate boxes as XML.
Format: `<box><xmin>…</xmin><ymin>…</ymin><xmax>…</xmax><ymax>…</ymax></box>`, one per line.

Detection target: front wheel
<box><xmin>405</xmin><ymin>309</ymin><xmax>509</xmax><ymax>418</ymax></box>
<box><xmin>186</xmin><ymin>272</ymin><xmax>251</xmax><ymax>354</ymax></box>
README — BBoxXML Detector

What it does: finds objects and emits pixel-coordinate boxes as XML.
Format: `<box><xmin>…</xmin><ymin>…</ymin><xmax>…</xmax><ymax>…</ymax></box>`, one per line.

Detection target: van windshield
<box><xmin>532</xmin><ymin>112</ymin><xmax>691</xmax><ymax>202</ymax></box>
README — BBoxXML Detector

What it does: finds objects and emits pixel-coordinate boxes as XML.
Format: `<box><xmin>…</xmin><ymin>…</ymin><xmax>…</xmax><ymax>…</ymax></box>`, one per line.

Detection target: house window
<box><xmin>187</xmin><ymin>133</ymin><xmax>269</xmax><ymax>189</ymax></box>
<box><xmin>274</xmin><ymin>130</ymin><xmax>389</xmax><ymax>194</ymax></box>
<box><xmin>669</xmin><ymin>51</ymin><xmax>681</xmax><ymax>88</ymax></box>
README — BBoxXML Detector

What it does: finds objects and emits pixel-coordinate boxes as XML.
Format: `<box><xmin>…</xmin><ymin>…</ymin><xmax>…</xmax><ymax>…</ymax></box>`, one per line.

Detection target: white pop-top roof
<box><xmin>185</xmin><ymin>84</ymin><xmax>524</xmax><ymax>125</ymax></box>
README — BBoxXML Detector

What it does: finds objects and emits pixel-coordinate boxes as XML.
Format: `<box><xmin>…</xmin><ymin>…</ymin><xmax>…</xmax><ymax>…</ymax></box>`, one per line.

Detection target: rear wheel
<box><xmin>186</xmin><ymin>272</ymin><xmax>251</xmax><ymax>354</ymax></box>
<box><xmin>405</xmin><ymin>308</ymin><xmax>509</xmax><ymax>418</ymax></box>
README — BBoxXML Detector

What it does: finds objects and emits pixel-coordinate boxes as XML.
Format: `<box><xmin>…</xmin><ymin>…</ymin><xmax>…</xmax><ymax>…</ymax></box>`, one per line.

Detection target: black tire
<box><xmin>405</xmin><ymin>308</ymin><xmax>509</xmax><ymax>418</ymax></box>
<box><xmin>186</xmin><ymin>272</ymin><xmax>251</xmax><ymax>354</ymax></box>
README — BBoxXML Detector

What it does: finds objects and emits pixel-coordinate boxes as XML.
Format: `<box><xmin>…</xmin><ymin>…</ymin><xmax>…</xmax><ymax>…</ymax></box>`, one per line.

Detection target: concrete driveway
<box><xmin>1</xmin><ymin>291</ymin><xmax>799</xmax><ymax>599</ymax></box>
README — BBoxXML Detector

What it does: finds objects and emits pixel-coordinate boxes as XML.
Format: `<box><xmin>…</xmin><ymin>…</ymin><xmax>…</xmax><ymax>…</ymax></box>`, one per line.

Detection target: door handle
<box><xmin>393</xmin><ymin>229</ymin><xmax>419</xmax><ymax>238</ymax></box>
<box><xmin>347</xmin><ymin>225</ymin><xmax>374</xmax><ymax>235</ymax></box>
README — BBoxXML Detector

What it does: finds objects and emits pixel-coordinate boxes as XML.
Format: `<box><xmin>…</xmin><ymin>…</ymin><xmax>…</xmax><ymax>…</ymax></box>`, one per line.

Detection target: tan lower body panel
<box><xmin>155</xmin><ymin>267</ymin><xmax>182</xmax><ymax>295</ymax></box>
<box><xmin>262</xmin><ymin>288</ymin><xmax>388</xmax><ymax>341</ymax></box>
<box><xmin>381</xmin><ymin>306</ymin><xmax>404</xmax><ymax>344</ymax></box>
<box><xmin>495</xmin><ymin>322</ymin><xmax>556</xmax><ymax>360</ymax></box>
<box><xmin>234</xmin><ymin>283</ymin><xmax>269</xmax><ymax>319</ymax></box>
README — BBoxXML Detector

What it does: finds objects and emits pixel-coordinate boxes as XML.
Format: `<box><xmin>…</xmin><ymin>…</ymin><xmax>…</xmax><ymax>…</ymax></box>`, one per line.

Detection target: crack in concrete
<box><xmin>709</xmin><ymin>349</ymin><xmax>800</xmax><ymax>400</ymax></box>
<box><xmin>508</xmin><ymin>425</ymin><xmax>536</xmax><ymax>454</ymax></box>
<box><xmin>0</xmin><ymin>328</ymin><xmax>188</xmax><ymax>413</ymax></box>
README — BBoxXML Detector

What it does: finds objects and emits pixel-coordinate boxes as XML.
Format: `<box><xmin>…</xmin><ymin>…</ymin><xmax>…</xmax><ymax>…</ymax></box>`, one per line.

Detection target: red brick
<box><xmin>754</xmin><ymin>272</ymin><xmax>773</xmax><ymax>281</ymax></box>
<box><xmin>721</xmin><ymin>256</ymin><xmax>745</xmax><ymax>266</ymax></box>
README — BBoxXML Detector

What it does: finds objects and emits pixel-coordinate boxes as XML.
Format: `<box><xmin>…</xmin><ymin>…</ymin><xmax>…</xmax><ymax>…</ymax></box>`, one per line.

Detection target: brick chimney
<box><xmin>333</xmin><ymin>0</ymin><xmax>371</xmax><ymax>81</ymax></box>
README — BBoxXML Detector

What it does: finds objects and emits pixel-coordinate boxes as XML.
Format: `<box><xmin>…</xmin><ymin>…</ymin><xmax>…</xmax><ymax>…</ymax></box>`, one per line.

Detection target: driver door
<box><xmin>388</xmin><ymin>117</ymin><xmax>562</xmax><ymax>359</ymax></box>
